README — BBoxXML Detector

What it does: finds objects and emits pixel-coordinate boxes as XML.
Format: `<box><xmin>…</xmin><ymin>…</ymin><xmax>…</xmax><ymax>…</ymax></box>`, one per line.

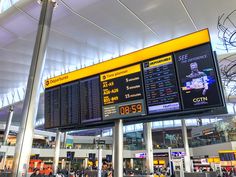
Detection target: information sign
<box><xmin>100</xmin><ymin>64</ymin><xmax>146</xmax><ymax>120</ymax></box>
<box><xmin>143</xmin><ymin>55</ymin><xmax>181</xmax><ymax>114</ymax></box>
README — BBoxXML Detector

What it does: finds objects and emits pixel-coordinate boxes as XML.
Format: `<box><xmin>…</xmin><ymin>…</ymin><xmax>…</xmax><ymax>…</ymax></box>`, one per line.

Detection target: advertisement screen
<box><xmin>175</xmin><ymin>43</ymin><xmax>222</xmax><ymax>110</ymax></box>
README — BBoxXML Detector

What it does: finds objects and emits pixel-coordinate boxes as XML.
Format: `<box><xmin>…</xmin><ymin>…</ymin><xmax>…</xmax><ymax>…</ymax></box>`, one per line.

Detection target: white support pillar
<box><xmin>181</xmin><ymin>119</ymin><xmax>191</xmax><ymax>172</ymax></box>
<box><xmin>61</xmin><ymin>159</ymin><xmax>65</xmax><ymax>169</ymax></box>
<box><xmin>53</xmin><ymin>130</ymin><xmax>61</xmax><ymax>174</ymax></box>
<box><xmin>2</xmin><ymin>152</ymin><xmax>7</xmax><ymax>170</ymax></box>
<box><xmin>11</xmin><ymin>1</ymin><xmax>56</xmax><ymax>177</ymax></box>
<box><xmin>84</xmin><ymin>158</ymin><xmax>88</xmax><ymax>169</ymax></box>
<box><xmin>97</xmin><ymin>147</ymin><xmax>102</xmax><ymax>177</ymax></box>
<box><xmin>114</xmin><ymin>119</ymin><xmax>123</xmax><ymax>177</ymax></box>
<box><xmin>180</xmin><ymin>158</ymin><xmax>184</xmax><ymax>177</ymax></box>
<box><xmin>168</xmin><ymin>147</ymin><xmax>173</xmax><ymax>176</ymax></box>
<box><xmin>130</xmin><ymin>158</ymin><xmax>134</xmax><ymax>169</ymax></box>
<box><xmin>3</xmin><ymin>106</ymin><xmax>14</xmax><ymax>145</ymax></box>
<box><xmin>143</xmin><ymin>122</ymin><xmax>154</xmax><ymax>174</ymax></box>
<box><xmin>63</xmin><ymin>132</ymin><xmax>67</xmax><ymax>148</ymax></box>
<box><xmin>112</xmin><ymin>127</ymin><xmax>115</xmax><ymax>168</ymax></box>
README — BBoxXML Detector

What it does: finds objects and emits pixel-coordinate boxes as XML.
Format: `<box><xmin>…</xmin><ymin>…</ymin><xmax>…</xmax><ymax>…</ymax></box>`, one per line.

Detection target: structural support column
<box><xmin>53</xmin><ymin>130</ymin><xmax>61</xmax><ymax>174</ymax></box>
<box><xmin>181</xmin><ymin>119</ymin><xmax>191</xmax><ymax>172</ymax></box>
<box><xmin>114</xmin><ymin>119</ymin><xmax>123</xmax><ymax>177</ymax></box>
<box><xmin>3</xmin><ymin>106</ymin><xmax>14</xmax><ymax>145</ymax></box>
<box><xmin>168</xmin><ymin>147</ymin><xmax>173</xmax><ymax>176</ymax></box>
<box><xmin>112</xmin><ymin>127</ymin><xmax>115</xmax><ymax>168</ymax></box>
<box><xmin>143</xmin><ymin>122</ymin><xmax>154</xmax><ymax>174</ymax></box>
<box><xmin>63</xmin><ymin>132</ymin><xmax>67</xmax><ymax>148</ymax></box>
<box><xmin>130</xmin><ymin>158</ymin><xmax>134</xmax><ymax>169</ymax></box>
<box><xmin>97</xmin><ymin>147</ymin><xmax>102</xmax><ymax>177</ymax></box>
<box><xmin>84</xmin><ymin>158</ymin><xmax>88</xmax><ymax>169</ymax></box>
<box><xmin>61</xmin><ymin>159</ymin><xmax>65</xmax><ymax>169</ymax></box>
<box><xmin>11</xmin><ymin>1</ymin><xmax>56</xmax><ymax>177</ymax></box>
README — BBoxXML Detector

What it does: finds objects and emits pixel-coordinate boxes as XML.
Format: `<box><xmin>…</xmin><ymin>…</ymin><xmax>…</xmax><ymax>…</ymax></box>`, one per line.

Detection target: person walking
<box><xmin>30</xmin><ymin>168</ymin><xmax>42</xmax><ymax>177</ymax></box>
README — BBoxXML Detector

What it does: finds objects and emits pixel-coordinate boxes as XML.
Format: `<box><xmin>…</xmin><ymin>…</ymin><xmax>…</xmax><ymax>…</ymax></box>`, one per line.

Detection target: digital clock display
<box><xmin>119</xmin><ymin>103</ymin><xmax>143</xmax><ymax>115</ymax></box>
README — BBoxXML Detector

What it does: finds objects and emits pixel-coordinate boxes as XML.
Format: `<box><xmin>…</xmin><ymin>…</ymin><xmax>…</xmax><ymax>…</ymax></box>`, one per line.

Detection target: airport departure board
<box><xmin>143</xmin><ymin>55</ymin><xmax>181</xmax><ymax>114</ymax></box>
<box><xmin>61</xmin><ymin>82</ymin><xmax>80</xmax><ymax>126</ymax></box>
<box><xmin>80</xmin><ymin>76</ymin><xmax>102</xmax><ymax>123</ymax></box>
<box><xmin>100</xmin><ymin>64</ymin><xmax>146</xmax><ymax>120</ymax></box>
<box><xmin>44</xmin><ymin>89</ymin><xmax>52</xmax><ymax>129</ymax></box>
<box><xmin>45</xmin><ymin>86</ymin><xmax>61</xmax><ymax>128</ymax></box>
<box><xmin>44</xmin><ymin>30</ymin><xmax>225</xmax><ymax>130</ymax></box>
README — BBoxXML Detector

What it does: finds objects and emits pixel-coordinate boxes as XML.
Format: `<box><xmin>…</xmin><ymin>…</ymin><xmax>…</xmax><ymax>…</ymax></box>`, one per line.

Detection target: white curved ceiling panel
<box><xmin>0</xmin><ymin>27</ymin><xmax>16</xmax><ymax>47</ymax></box>
<box><xmin>70</xmin><ymin>0</ymin><xmax>159</xmax><ymax>48</ymax></box>
<box><xmin>2</xmin><ymin>11</ymin><xmax>37</xmax><ymax>36</ymax></box>
<box><xmin>182</xmin><ymin>0</ymin><xmax>236</xmax><ymax>53</ymax></box>
<box><xmin>120</xmin><ymin>0</ymin><xmax>196</xmax><ymax>42</ymax></box>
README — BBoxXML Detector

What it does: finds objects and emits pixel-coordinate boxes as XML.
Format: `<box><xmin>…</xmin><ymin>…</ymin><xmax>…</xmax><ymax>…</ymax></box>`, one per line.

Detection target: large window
<box><xmin>153</xmin><ymin>121</ymin><xmax>163</xmax><ymax>129</ymax></box>
<box><xmin>163</xmin><ymin>120</ymin><xmax>174</xmax><ymax>128</ymax></box>
<box><xmin>186</xmin><ymin>119</ymin><xmax>197</xmax><ymax>126</ymax></box>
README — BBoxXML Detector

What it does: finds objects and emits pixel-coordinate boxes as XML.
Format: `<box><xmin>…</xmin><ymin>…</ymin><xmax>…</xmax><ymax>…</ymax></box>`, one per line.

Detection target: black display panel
<box><xmin>66</xmin><ymin>151</ymin><xmax>75</xmax><ymax>161</ymax></box>
<box><xmin>44</xmin><ymin>89</ymin><xmax>52</xmax><ymax>129</ymax></box>
<box><xmin>52</xmin><ymin>87</ymin><xmax>61</xmax><ymax>127</ymax></box>
<box><xmin>44</xmin><ymin>86</ymin><xmax>61</xmax><ymax>128</ymax></box>
<box><xmin>100</xmin><ymin>64</ymin><xmax>146</xmax><ymax>120</ymax></box>
<box><xmin>80</xmin><ymin>76</ymin><xmax>102</xmax><ymax>123</ymax></box>
<box><xmin>143</xmin><ymin>55</ymin><xmax>181</xmax><ymax>114</ymax></box>
<box><xmin>61</xmin><ymin>82</ymin><xmax>80</xmax><ymax>127</ymax></box>
<box><xmin>106</xmin><ymin>155</ymin><xmax>112</xmax><ymax>162</ymax></box>
<box><xmin>88</xmin><ymin>153</ymin><xmax>96</xmax><ymax>162</ymax></box>
<box><xmin>175</xmin><ymin>43</ymin><xmax>222</xmax><ymax>110</ymax></box>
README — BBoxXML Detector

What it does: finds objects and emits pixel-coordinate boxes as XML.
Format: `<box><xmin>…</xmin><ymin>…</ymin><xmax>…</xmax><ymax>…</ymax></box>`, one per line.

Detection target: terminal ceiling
<box><xmin>0</xmin><ymin>0</ymin><xmax>235</xmax><ymax>125</ymax></box>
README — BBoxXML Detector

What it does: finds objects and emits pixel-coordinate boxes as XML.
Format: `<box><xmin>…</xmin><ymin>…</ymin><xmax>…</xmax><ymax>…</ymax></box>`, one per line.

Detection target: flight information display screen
<box><xmin>80</xmin><ymin>76</ymin><xmax>102</xmax><ymax>123</ymax></box>
<box><xmin>100</xmin><ymin>64</ymin><xmax>146</xmax><ymax>120</ymax></box>
<box><xmin>44</xmin><ymin>89</ymin><xmax>52</xmax><ymax>129</ymax></box>
<box><xmin>143</xmin><ymin>55</ymin><xmax>181</xmax><ymax>114</ymax></box>
<box><xmin>175</xmin><ymin>43</ymin><xmax>222</xmax><ymax>110</ymax></box>
<box><xmin>61</xmin><ymin>82</ymin><xmax>80</xmax><ymax>126</ymax></box>
<box><xmin>44</xmin><ymin>35</ymin><xmax>225</xmax><ymax>130</ymax></box>
<box><xmin>45</xmin><ymin>86</ymin><xmax>61</xmax><ymax>128</ymax></box>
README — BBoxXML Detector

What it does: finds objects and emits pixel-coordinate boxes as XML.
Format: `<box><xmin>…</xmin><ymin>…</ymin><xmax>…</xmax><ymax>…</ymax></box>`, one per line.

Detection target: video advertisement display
<box><xmin>175</xmin><ymin>44</ymin><xmax>222</xmax><ymax>110</ymax></box>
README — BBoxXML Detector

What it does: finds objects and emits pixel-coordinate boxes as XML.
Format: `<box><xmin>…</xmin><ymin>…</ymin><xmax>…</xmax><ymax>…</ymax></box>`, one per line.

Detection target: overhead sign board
<box><xmin>44</xmin><ymin>29</ymin><xmax>226</xmax><ymax>130</ymax></box>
